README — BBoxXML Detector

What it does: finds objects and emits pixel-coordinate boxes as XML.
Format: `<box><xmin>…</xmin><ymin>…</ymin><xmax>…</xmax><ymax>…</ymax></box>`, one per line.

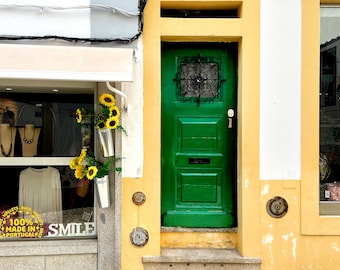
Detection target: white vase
<box><xmin>95</xmin><ymin>175</ymin><xmax>110</xmax><ymax>208</ymax></box>
<box><xmin>97</xmin><ymin>128</ymin><xmax>114</xmax><ymax>157</ymax></box>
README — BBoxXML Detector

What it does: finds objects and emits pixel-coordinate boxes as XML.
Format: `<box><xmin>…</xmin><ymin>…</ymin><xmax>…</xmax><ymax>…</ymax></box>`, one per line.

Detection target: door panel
<box><xmin>161</xmin><ymin>42</ymin><xmax>237</xmax><ymax>227</ymax></box>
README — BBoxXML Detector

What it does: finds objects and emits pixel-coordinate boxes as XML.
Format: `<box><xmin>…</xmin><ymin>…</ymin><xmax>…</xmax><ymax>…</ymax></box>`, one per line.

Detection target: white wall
<box><xmin>121</xmin><ymin>38</ymin><xmax>144</xmax><ymax>178</ymax></box>
<box><xmin>260</xmin><ymin>0</ymin><xmax>302</xmax><ymax>180</ymax></box>
<box><xmin>0</xmin><ymin>0</ymin><xmax>139</xmax><ymax>40</ymax></box>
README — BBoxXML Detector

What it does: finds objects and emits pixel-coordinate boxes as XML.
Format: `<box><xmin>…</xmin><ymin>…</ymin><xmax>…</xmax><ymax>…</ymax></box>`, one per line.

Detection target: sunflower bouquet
<box><xmin>70</xmin><ymin>148</ymin><xmax>112</xmax><ymax>180</ymax></box>
<box><xmin>75</xmin><ymin>93</ymin><xmax>121</xmax><ymax>130</ymax></box>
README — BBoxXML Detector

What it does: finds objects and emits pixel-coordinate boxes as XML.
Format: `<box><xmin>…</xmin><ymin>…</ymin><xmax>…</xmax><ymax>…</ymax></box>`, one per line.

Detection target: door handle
<box><xmin>227</xmin><ymin>109</ymin><xmax>234</xmax><ymax>129</ymax></box>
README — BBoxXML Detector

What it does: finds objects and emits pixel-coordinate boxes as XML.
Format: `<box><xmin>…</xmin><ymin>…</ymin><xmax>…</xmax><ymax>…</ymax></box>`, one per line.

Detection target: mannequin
<box><xmin>18</xmin><ymin>124</ymin><xmax>41</xmax><ymax>157</ymax></box>
<box><xmin>0</xmin><ymin>124</ymin><xmax>16</xmax><ymax>157</ymax></box>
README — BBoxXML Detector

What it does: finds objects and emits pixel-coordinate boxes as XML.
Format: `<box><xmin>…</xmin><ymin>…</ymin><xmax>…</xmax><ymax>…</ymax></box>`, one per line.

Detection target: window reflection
<box><xmin>320</xmin><ymin>7</ymin><xmax>340</xmax><ymax>203</ymax></box>
<box><xmin>0</xmin><ymin>92</ymin><xmax>96</xmax><ymax>238</ymax></box>
<box><xmin>0</xmin><ymin>93</ymin><xmax>93</xmax><ymax>157</ymax></box>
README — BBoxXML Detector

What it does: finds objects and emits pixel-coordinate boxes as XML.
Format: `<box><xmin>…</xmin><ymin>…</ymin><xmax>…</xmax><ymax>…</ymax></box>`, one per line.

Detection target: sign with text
<box><xmin>0</xmin><ymin>206</ymin><xmax>96</xmax><ymax>238</ymax></box>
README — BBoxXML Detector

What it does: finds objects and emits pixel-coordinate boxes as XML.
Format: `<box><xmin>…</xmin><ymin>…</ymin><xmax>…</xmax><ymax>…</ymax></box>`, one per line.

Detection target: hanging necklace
<box><xmin>0</xmin><ymin>127</ymin><xmax>12</xmax><ymax>157</ymax></box>
<box><xmin>23</xmin><ymin>126</ymin><xmax>34</xmax><ymax>144</ymax></box>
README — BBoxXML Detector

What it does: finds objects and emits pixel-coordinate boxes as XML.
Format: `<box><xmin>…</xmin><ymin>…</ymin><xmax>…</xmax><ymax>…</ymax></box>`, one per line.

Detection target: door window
<box><xmin>177</xmin><ymin>55</ymin><xmax>222</xmax><ymax>100</ymax></box>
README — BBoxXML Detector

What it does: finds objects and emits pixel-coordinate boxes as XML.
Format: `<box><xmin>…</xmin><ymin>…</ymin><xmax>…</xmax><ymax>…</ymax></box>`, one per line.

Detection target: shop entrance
<box><xmin>161</xmin><ymin>42</ymin><xmax>237</xmax><ymax>227</ymax></box>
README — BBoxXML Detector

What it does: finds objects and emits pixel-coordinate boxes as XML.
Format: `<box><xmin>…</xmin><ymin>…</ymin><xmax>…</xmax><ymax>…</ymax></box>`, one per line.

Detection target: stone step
<box><xmin>142</xmin><ymin>248</ymin><xmax>262</xmax><ymax>270</ymax></box>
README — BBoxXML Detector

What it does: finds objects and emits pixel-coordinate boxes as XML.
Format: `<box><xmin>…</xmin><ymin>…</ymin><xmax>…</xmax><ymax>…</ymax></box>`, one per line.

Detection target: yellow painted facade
<box><xmin>121</xmin><ymin>0</ymin><xmax>340</xmax><ymax>269</ymax></box>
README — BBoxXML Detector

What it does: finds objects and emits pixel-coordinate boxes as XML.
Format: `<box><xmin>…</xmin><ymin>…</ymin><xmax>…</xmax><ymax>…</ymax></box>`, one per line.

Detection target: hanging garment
<box><xmin>18</xmin><ymin>167</ymin><xmax>63</xmax><ymax>224</ymax></box>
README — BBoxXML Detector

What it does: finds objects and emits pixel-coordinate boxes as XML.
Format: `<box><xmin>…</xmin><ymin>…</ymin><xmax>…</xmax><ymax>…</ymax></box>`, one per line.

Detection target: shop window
<box><xmin>320</xmin><ymin>7</ymin><xmax>340</xmax><ymax>213</ymax></box>
<box><xmin>0</xmin><ymin>91</ymin><xmax>96</xmax><ymax>239</ymax></box>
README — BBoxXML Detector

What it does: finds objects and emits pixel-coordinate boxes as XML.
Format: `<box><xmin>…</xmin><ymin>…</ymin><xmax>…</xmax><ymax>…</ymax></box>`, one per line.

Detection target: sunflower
<box><xmin>106</xmin><ymin>116</ymin><xmax>119</xmax><ymax>129</ymax></box>
<box><xmin>79</xmin><ymin>148</ymin><xmax>87</xmax><ymax>162</ymax></box>
<box><xmin>99</xmin><ymin>93</ymin><xmax>115</xmax><ymax>107</ymax></box>
<box><xmin>96</xmin><ymin>119</ymin><xmax>107</xmax><ymax>130</ymax></box>
<box><xmin>73</xmin><ymin>92</ymin><xmax>124</xmax><ymax>136</ymax></box>
<box><xmin>109</xmin><ymin>106</ymin><xmax>120</xmax><ymax>118</ymax></box>
<box><xmin>86</xmin><ymin>166</ymin><xmax>98</xmax><ymax>180</ymax></box>
<box><xmin>75</xmin><ymin>165</ymin><xmax>86</xmax><ymax>179</ymax></box>
<box><xmin>70</xmin><ymin>148</ymin><xmax>113</xmax><ymax>180</ymax></box>
<box><xmin>75</xmin><ymin>108</ymin><xmax>83</xmax><ymax>123</ymax></box>
<box><xmin>70</xmin><ymin>157</ymin><xmax>80</xmax><ymax>170</ymax></box>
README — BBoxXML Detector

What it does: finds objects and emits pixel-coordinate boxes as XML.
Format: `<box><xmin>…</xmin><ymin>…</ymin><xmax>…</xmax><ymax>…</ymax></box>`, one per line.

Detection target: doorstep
<box><xmin>160</xmin><ymin>227</ymin><xmax>237</xmax><ymax>249</ymax></box>
<box><xmin>142</xmin><ymin>248</ymin><xmax>262</xmax><ymax>270</ymax></box>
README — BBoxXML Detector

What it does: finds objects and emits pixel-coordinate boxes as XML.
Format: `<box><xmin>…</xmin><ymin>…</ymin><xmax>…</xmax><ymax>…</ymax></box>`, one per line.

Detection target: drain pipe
<box><xmin>106</xmin><ymin>81</ymin><xmax>128</xmax><ymax>111</ymax></box>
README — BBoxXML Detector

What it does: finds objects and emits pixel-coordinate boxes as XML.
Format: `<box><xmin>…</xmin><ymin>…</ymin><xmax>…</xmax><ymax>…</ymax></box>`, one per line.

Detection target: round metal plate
<box><xmin>130</xmin><ymin>227</ymin><xmax>149</xmax><ymax>247</ymax></box>
<box><xmin>266</xmin><ymin>196</ymin><xmax>288</xmax><ymax>218</ymax></box>
<box><xmin>132</xmin><ymin>191</ymin><xmax>146</xmax><ymax>205</ymax></box>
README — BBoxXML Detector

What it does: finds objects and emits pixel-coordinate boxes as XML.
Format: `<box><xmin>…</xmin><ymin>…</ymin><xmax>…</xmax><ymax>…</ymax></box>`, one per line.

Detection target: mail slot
<box><xmin>188</xmin><ymin>158</ymin><xmax>210</xmax><ymax>165</ymax></box>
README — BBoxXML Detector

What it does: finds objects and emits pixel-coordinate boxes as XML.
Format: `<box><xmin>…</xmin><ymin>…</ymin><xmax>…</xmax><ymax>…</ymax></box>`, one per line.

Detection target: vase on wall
<box><xmin>97</xmin><ymin>128</ymin><xmax>114</xmax><ymax>157</ymax></box>
<box><xmin>94</xmin><ymin>175</ymin><xmax>110</xmax><ymax>208</ymax></box>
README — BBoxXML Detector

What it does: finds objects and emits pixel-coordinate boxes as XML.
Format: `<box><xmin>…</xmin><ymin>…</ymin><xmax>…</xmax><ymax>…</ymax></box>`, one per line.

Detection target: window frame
<box><xmin>0</xmin><ymin>87</ymin><xmax>97</xmax><ymax>240</ymax></box>
<box><xmin>301</xmin><ymin>0</ymin><xmax>340</xmax><ymax>235</ymax></box>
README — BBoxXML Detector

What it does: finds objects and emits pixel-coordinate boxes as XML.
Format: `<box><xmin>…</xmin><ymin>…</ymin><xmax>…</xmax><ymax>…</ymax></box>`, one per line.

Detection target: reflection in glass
<box><xmin>0</xmin><ymin>93</ymin><xmax>93</xmax><ymax>157</ymax></box>
<box><xmin>0</xmin><ymin>166</ymin><xmax>95</xmax><ymax>239</ymax></box>
<box><xmin>0</xmin><ymin>92</ymin><xmax>95</xmax><ymax>238</ymax></box>
<box><xmin>320</xmin><ymin>7</ymin><xmax>340</xmax><ymax>203</ymax></box>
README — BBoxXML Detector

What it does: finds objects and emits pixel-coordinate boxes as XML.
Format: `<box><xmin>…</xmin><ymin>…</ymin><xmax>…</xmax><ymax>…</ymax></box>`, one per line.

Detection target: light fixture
<box><xmin>5</xmin><ymin>87</ymin><xmax>12</xmax><ymax>91</ymax></box>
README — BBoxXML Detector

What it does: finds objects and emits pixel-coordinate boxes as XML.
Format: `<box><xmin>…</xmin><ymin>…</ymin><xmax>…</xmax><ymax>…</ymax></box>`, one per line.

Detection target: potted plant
<box><xmin>75</xmin><ymin>93</ymin><xmax>123</xmax><ymax>157</ymax></box>
<box><xmin>70</xmin><ymin>148</ymin><xmax>112</xmax><ymax>208</ymax></box>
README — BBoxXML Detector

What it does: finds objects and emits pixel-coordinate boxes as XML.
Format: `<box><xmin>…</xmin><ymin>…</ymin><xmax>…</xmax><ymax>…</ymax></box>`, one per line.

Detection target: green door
<box><xmin>161</xmin><ymin>42</ymin><xmax>237</xmax><ymax>228</ymax></box>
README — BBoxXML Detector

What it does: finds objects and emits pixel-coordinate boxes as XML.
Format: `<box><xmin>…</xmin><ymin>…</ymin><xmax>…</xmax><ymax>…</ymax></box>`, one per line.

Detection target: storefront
<box><xmin>3</xmin><ymin>0</ymin><xmax>340</xmax><ymax>269</ymax></box>
<box><xmin>0</xmin><ymin>42</ymin><xmax>142</xmax><ymax>269</ymax></box>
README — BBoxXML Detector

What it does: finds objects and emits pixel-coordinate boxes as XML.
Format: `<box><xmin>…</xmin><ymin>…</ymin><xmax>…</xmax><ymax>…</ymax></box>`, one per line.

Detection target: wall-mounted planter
<box><xmin>95</xmin><ymin>175</ymin><xmax>110</xmax><ymax>208</ymax></box>
<box><xmin>97</xmin><ymin>128</ymin><xmax>114</xmax><ymax>157</ymax></box>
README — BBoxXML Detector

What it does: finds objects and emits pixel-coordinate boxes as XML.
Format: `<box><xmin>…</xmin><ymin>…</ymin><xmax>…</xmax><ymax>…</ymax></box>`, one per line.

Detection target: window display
<box><xmin>0</xmin><ymin>166</ymin><xmax>95</xmax><ymax>238</ymax></box>
<box><xmin>0</xmin><ymin>123</ymin><xmax>16</xmax><ymax>157</ymax></box>
<box><xmin>320</xmin><ymin>7</ymin><xmax>340</xmax><ymax>211</ymax></box>
<box><xmin>0</xmin><ymin>92</ymin><xmax>95</xmax><ymax>239</ymax></box>
<box><xmin>19</xmin><ymin>166</ymin><xmax>63</xmax><ymax>224</ymax></box>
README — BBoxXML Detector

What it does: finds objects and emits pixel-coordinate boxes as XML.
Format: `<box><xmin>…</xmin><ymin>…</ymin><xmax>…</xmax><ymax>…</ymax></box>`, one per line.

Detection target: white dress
<box><xmin>19</xmin><ymin>167</ymin><xmax>63</xmax><ymax>224</ymax></box>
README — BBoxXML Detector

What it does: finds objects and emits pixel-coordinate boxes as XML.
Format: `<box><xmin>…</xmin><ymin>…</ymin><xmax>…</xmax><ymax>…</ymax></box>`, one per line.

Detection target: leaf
<box><xmin>117</xmin><ymin>125</ymin><xmax>128</xmax><ymax>135</ymax></box>
<box><xmin>102</xmin><ymin>106</ymin><xmax>111</xmax><ymax>117</ymax></box>
<box><xmin>103</xmin><ymin>157</ymin><xmax>113</xmax><ymax>171</ymax></box>
<box><xmin>95</xmin><ymin>157</ymin><xmax>112</xmax><ymax>177</ymax></box>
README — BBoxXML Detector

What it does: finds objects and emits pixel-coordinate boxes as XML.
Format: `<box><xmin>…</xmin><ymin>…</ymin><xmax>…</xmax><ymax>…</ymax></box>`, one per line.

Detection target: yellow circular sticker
<box><xmin>0</xmin><ymin>206</ymin><xmax>44</xmax><ymax>238</ymax></box>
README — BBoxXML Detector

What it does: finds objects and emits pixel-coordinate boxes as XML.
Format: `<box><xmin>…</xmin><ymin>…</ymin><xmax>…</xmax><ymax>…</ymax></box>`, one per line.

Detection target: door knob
<box><xmin>227</xmin><ymin>109</ymin><xmax>235</xmax><ymax>117</ymax></box>
<box><xmin>227</xmin><ymin>109</ymin><xmax>234</xmax><ymax>128</ymax></box>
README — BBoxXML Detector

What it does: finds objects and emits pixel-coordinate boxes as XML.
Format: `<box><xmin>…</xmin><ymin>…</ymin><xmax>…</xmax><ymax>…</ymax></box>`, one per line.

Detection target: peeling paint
<box><xmin>262</xmin><ymin>233</ymin><xmax>275</xmax><ymax>266</ymax></box>
<box><xmin>263</xmin><ymin>233</ymin><xmax>274</xmax><ymax>245</ymax></box>
<box><xmin>292</xmin><ymin>238</ymin><xmax>296</xmax><ymax>261</ymax></box>
<box><xmin>280</xmin><ymin>231</ymin><xmax>296</xmax><ymax>261</ymax></box>
<box><xmin>282</xmin><ymin>234</ymin><xmax>289</xmax><ymax>241</ymax></box>
<box><xmin>244</xmin><ymin>177</ymin><xmax>249</xmax><ymax>188</ymax></box>
<box><xmin>331</xmin><ymin>242</ymin><xmax>340</xmax><ymax>252</ymax></box>
<box><xmin>261</xmin><ymin>183</ymin><xmax>269</xmax><ymax>196</ymax></box>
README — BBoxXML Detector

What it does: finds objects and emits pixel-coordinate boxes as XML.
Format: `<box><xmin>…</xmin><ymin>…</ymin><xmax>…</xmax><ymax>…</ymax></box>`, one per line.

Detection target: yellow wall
<box><xmin>121</xmin><ymin>0</ymin><xmax>340</xmax><ymax>269</ymax></box>
<box><xmin>121</xmin><ymin>1</ymin><xmax>162</xmax><ymax>269</ymax></box>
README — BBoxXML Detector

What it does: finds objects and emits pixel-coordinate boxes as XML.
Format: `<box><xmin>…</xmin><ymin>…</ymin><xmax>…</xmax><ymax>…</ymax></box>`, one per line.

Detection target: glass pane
<box><xmin>0</xmin><ymin>92</ymin><xmax>96</xmax><ymax>239</ymax></box>
<box><xmin>320</xmin><ymin>8</ymin><xmax>340</xmax><ymax>204</ymax></box>
<box><xmin>180</xmin><ymin>62</ymin><xmax>219</xmax><ymax>98</ymax></box>
<box><xmin>0</xmin><ymin>166</ymin><xmax>95</xmax><ymax>239</ymax></box>
<box><xmin>0</xmin><ymin>93</ymin><xmax>93</xmax><ymax>157</ymax></box>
